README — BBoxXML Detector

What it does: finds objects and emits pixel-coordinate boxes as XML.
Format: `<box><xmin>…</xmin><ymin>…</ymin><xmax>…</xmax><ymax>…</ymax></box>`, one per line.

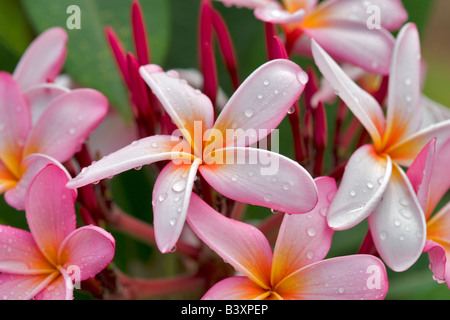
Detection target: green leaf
<box><xmin>20</xmin><ymin>0</ymin><xmax>171</xmax><ymax>120</ymax></box>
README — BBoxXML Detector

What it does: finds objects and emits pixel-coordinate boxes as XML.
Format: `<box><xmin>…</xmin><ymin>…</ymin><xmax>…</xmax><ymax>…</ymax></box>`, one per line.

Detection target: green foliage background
<box><xmin>0</xmin><ymin>0</ymin><xmax>449</xmax><ymax>300</ymax></box>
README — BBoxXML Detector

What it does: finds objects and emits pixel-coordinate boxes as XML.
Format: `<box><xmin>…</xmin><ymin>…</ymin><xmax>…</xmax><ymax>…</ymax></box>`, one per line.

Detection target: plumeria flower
<box><xmin>66</xmin><ymin>59</ymin><xmax>318</xmax><ymax>254</ymax></box>
<box><xmin>0</xmin><ymin>164</ymin><xmax>115</xmax><ymax>300</ymax></box>
<box><xmin>406</xmin><ymin>138</ymin><xmax>450</xmax><ymax>287</ymax></box>
<box><xmin>187</xmin><ymin>177</ymin><xmax>389</xmax><ymax>300</ymax></box>
<box><xmin>215</xmin><ymin>0</ymin><xmax>407</xmax><ymax>75</ymax></box>
<box><xmin>311</xmin><ymin>22</ymin><xmax>450</xmax><ymax>272</ymax></box>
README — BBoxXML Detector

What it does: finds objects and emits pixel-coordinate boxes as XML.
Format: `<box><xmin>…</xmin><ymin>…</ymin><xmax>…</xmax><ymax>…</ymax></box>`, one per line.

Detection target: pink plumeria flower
<box><xmin>187</xmin><ymin>177</ymin><xmax>389</xmax><ymax>300</ymax></box>
<box><xmin>406</xmin><ymin>138</ymin><xmax>450</xmax><ymax>287</ymax></box>
<box><xmin>215</xmin><ymin>0</ymin><xmax>407</xmax><ymax>75</ymax></box>
<box><xmin>66</xmin><ymin>59</ymin><xmax>318</xmax><ymax>254</ymax></box>
<box><xmin>0</xmin><ymin>164</ymin><xmax>115</xmax><ymax>300</ymax></box>
<box><xmin>311</xmin><ymin>23</ymin><xmax>450</xmax><ymax>272</ymax></box>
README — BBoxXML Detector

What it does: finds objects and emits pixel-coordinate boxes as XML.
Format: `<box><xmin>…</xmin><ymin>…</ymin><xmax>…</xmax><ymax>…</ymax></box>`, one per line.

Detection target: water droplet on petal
<box><xmin>297</xmin><ymin>71</ymin><xmax>309</xmax><ymax>85</ymax></box>
<box><xmin>172</xmin><ymin>179</ymin><xmax>186</xmax><ymax>192</ymax></box>
<box><xmin>264</xmin><ymin>194</ymin><xmax>272</xmax><ymax>202</ymax></box>
<box><xmin>257</xmin><ymin>94</ymin><xmax>263</xmax><ymax>100</ymax></box>
<box><xmin>349</xmin><ymin>190</ymin><xmax>356</xmax><ymax>197</ymax></box>
<box><xmin>159</xmin><ymin>193</ymin><xmax>168</xmax><ymax>202</ymax></box>
<box><xmin>307</xmin><ymin>227</ymin><xmax>317</xmax><ymax>237</ymax></box>
<box><xmin>338</xmin><ymin>287</ymin><xmax>345</xmax><ymax>294</ymax></box>
<box><xmin>405</xmin><ymin>78</ymin><xmax>412</xmax><ymax>86</ymax></box>
<box><xmin>244</xmin><ymin>108</ymin><xmax>254</xmax><ymax>117</ymax></box>
<box><xmin>379</xmin><ymin>231</ymin><xmax>387</xmax><ymax>241</ymax></box>
<box><xmin>287</xmin><ymin>106</ymin><xmax>295</xmax><ymax>114</ymax></box>
<box><xmin>282</xmin><ymin>183</ymin><xmax>290</xmax><ymax>191</ymax></box>
<box><xmin>131</xmin><ymin>140</ymin><xmax>139</xmax><ymax>146</ymax></box>
<box><xmin>307</xmin><ymin>251</ymin><xmax>314</xmax><ymax>259</ymax></box>
<box><xmin>169</xmin><ymin>218</ymin><xmax>177</xmax><ymax>226</ymax></box>
<box><xmin>263</xmin><ymin>80</ymin><xmax>270</xmax><ymax>86</ymax></box>
<box><xmin>231</xmin><ymin>175</ymin><xmax>238</xmax><ymax>182</ymax></box>
<box><xmin>151</xmin><ymin>142</ymin><xmax>159</xmax><ymax>148</ymax></box>
<box><xmin>366</xmin><ymin>182</ymin><xmax>374</xmax><ymax>189</ymax></box>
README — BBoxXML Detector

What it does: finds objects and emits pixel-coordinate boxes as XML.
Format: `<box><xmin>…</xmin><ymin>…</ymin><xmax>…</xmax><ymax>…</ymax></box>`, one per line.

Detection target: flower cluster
<box><xmin>0</xmin><ymin>0</ymin><xmax>449</xmax><ymax>300</ymax></box>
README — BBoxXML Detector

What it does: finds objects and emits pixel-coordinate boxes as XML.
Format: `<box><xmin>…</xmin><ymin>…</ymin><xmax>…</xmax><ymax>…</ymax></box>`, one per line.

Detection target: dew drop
<box><xmin>366</xmin><ymin>182</ymin><xmax>374</xmax><ymax>189</ymax></box>
<box><xmin>307</xmin><ymin>251</ymin><xmax>314</xmax><ymax>259</ymax></box>
<box><xmin>297</xmin><ymin>71</ymin><xmax>309</xmax><ymax>85</ymax></box>
<box><xmin>231</xmin><ymin>175</ymin><xmax>238</xmax><ymax>182</ymax></box>
<box><xmin>393</xmin><ymin>219</ymin><xmax>401</xmax><ymax>227</ymax></box>
<box><xmin>399</xmin><ymin>208</ymin><xmax>412</xmax><ymax>219</ymax></box>
<box><xmin>287</xmin><ymin>106</ymin><xmax>295</xmax><ymax>114</ymax></box>
<box><xmin>151</xmin><ymin>142</ymin><xmax>159</xmax><ymax>149</ymax></box>
<box><xmin>319</xmin><ymin>207</ymin><xmax>328</xmax><ymax>217</ymax></box>
<box><xmin>131</xmin><ymin>140</ymin><xmax>139</xmax><ymax>146</ymax></box>
<box><xmin>271</xmin><ymin>209</ymin><xmax>282</xmax><ymax>214</ymax></box>
<box><xmin>307</xmin><ymin>227</ymin><xmax>317</xmax><ymax>237</ymax></box>
<box><xmin>405</xmin><ymin>78</ymin><xmax>412</xmax><ymax>86</ymax></box>
<box><xmin>244</xmin><ymin>108</ymin><xmax>254</xmax><ymax>118</ymax></box>
<box><xmin>349</xmin><ymin>190</ymin><xmax>356</xmax><ymax>197</ymax></box>
<box><xmin>264</xmin><ymin>194</ymin><xmax>272</xmax><ymax>202</ymax></box>
<box><xmin>80</xmin><ymin>167</ymin><xmax>88</xmax><ymax>175</ymax></box>
<box><xmin>338</xmin><ymin>287</ymin><xmax>345</xmax><ymax>294</ymax></box>
<box><xmin>274</xmin><ymin>90</ymin><xmax>279</xmax><ymax>95</ymax></box>
<box><xmin>159</xmin><ymin>193</ymin><xmax>168</xmax><ymax>202</ymax></box>
<box><xmin>282</xmin><ymin>183</ymin><xmax>290</xmax><ymax>191</ymax></box>
<box><xmin>174</xmin><ymin>196</ymin><xmax>181</xmax><ymax>202</ymax></box>
<box><xmin>172</xmin><ymin>179</ymin><xmax>187</xmax><ymax>192</ymax></box>
<box><xmin>169</xmin><ymin>218</ymin><xmax>177</xmax><ymax>226</ymax></box>
<box><xmin>379</xmin><ymin>231</ymin><xmax>387</xmax><ymax>241</ymax></box>
<box><xmin>257</xmin><ymin>94</ymin><xmax>263</xmax><ymax>100</ymax></box>
<box><xmin>134</xmin><ymin>165</ymin><xmax>142</xmax><ymax>170</ymax></box>
<box><xmin>263</xmin><ymin>80</ymin><xmax>270</xmax><ymax>86</ymax></box>
<box><xmin>399</xmin><ymin>198</ymin><xmax>409</xmax><ymax>207</ymax></box>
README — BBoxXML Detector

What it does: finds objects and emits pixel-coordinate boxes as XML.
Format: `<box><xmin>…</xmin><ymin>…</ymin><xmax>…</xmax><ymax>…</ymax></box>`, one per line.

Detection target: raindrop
<box><xmin>80</xmin><ymin>167</ymin><xmax>88</xmax><ymax>175</ymax></box>
<box><xmin>393</xmin><ymin>219</ymin><xmax>401</xmax><ymax>227</ymax></box>
<box><xmin>231</xmin><ymin>175</ymin><xmax>238</xmax><ymax>182</ymax></box>
<box><xmin>307</xmin><ymin>251</ymin><xmax>314</xmax><ymax>259</ymax></box>
<box><xmin>379</xmin><ymin>231</ymin><xmax>387</xmax><ymax>241</ymax></box>
<box><xmin>244</xmin><ymin>108</ymin><xmax>254</xmax><ymax>118</ymax></box>
<box><xmin>297</xmin><ymin>71</ymin><xmax>309</xmax><ymax>85</ymax></box>
<box><xmin>263</xmin><ymin>80</ymin><xmax>270</xmax><ymax>86</ymax></box>
<box><xmin>405</xmin><ymin>78</ymin><xmax>412</xmax><ymax>86</ymax></box>
<box><xmin>399</xmin><ymin>198</ymin><xmax>409</xmax><ymax>207</ymax></box>
<box><xmin>399</xmin><ymin>234</ymin><xmax>406</xmax><ymax>241</ymax></box>
<box><xmin>151</xmin><ymin>142</ymin><xmax>159</xmax><ymax>149</ymax></box>
<box><xmin>405</xmin><ymin>94</ymin><xmax>412</xmax><ymax>103</ymax></box>
<box><xmin>287</xmin><ymin>106</ymin><xmax>295</xmax><ymax>114</ymax></box>
<box><xmin>319</xmin><ymin>207</ymin><xmax>328</xmax><ymax>217</ymax></box>
<box><xmin>349</xmin><ymin>190</ymin><xmax>356</xmax><ymax>197</ymax></box>
<box><xmin>134</xmin><ymin>165</ymin><xmax>142</xmax><ymax>170</ymax></box>
<box><xmin>282</xmin><ymin>183</ymin><xmax>290</xmax><ymax>191</ymax></box>
<box><xmin>399</xmin><ymin>208</ymin><xmax>412</xmax><ymax>219</ymax></box>
<box><xmin>172</xmin><ymin>179</ymin><xmax>187</xmax><ymax>192</ymax></box>
<box><xmin>159</xmin><ymin>193</ymin><xmax>168</xmax><ymax>202</ymax></box>
<box><xmin>174</xmin><ymin>196</ymin><xmax>181</xmax><ymax>202</ymax></box>
<box><xmin>264</xmin><ymin>194</ymin><xmax>272</xmax><ymax>202</ymax></box>
<box><xmin>271</xmin><ymin>209</ymin><xmax>282</xmax><ymax>214</ymax></box>
<box><xmin>257</xmin><ymin>94</ymin><xmax>263</xmax><ymax>100</ymax></box>
<box><xmin>338</xmin><ymin>287</ymin><xmax>345</xmax><ymax>294</ymax></box>
<box><xmin>307</xmin><ymin>227</ymin><xmax>317</xmax><ymax>237</ymax></box>
<box><xmin>274</xmin><ymin>90</ymin><xmax>279</xmax><ymax>95</ymax></box>
<box><xmin>177</xmin><ymin>207</ymin><xmax>182</xmax><ymax>213</ymax></box>
<box><xmin>131</xmin><ymin>140</ymin><xmax>139</xmax><ymax>146</ymax></box>
<box><xmin>169</xmin><ymin>218</ymin><xmax>177</xmax><ymax>226</ymax></box>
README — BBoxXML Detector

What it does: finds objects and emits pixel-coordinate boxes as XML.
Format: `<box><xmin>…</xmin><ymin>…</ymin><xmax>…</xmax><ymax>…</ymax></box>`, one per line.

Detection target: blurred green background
<box><xmin>0</xmin><ymin>0</ymin><xmax>449</xmax><ymax>300</ymax></box>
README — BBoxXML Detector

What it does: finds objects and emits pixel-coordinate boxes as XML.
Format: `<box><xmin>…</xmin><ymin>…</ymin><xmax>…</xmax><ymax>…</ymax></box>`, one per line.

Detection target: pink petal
<box><xmin>283</xmin><ymin>0</ymin><xmax>318</xmax><ymax>13</ymax></box>
<box><xmin>26</xmin><ymin>164</ymin><xmax>77</xmax><ymax>266</ymax></box>
<box><xmin>211</xmin><ymin>59</ymin><xmax>308</xmax><ymax>148</ymax></box>
<box><xmin>23</xmin><ymin>83</ymin><xmax>70</xmax><ymax>126</ymax></box>
<box><xmin>151</xmin><ymin>159</ymin><xmax>201</xmax><ymax>253</ymax></box>
<box><xmin>254</xmin><ymin>2</ymin><xmax>306</xmax><ymax>24</ymax></box>
<box><xmin>367</xmin><ymin>163</ymin><xmax>426</xmax><ymax>272</ymax></box>
<box><xmin>327</xmin><ymin>144</ymin><xmax>392</xmax><ymax>230</ymax></box>
<box><xmin>199</xmin><ymin>147</ymin><xmax>318</xmax><ymax>214</ymax></box>
<box><xmin>23</xmin><ymin>89</ymin><xmax>108</xmax><ymax>163</ymax></box>
<box><xmin>202</xmin><ymin>276</ymin><xmax>269</xmax><ymax>300</ymax></box>
<box><xmin>423</xmin><ymin>240</ymin><xmax>448</xmax><ymax>286</ymax></box>
<box><xmin>271</xmin><ymin>177</ymin><xmax>336</xmax><ymax>285</ymax></box>
<box><xmin>387</xmin><ymin>119</ymin><xmax>450</xmax><ymax>167</ymax></box>
<box><xmin>306</xmin><ymin>21</ymin><xmax>395</xmax><ymax>76</ymax></box>
<box><xmin>0</xmin><ymin>72</ymin><xmax>31</xmax><ymax>178</ymax></box>
<box><xmin>275</xmin><ymin>255</ymin><xmax>389</xmax><ymax>300</ymax></box>
<box><xmin>311</xmin><ymin>40</ymin><xmax>385</xmax><ymax>147</ymax></box>
<box><xmin>383</xmin><ymin>23</ymin><xmax>423</xmax><ymax>149</ymax></box>
<box><xmin>139</xmin><ymin>64</ymin><xmax>214</xmax><ymax>153</ymax></box>
<box><xmin>406</xmin><ymin>138</ymin><xmax>436</xmax><ymax>216</ymax></box>
<box><xmin>4</xmin><ymin>153</ymin><xmax>66</xmax><ymax>211</ymax></box>
<box><xmin>34</xmin><ymin>272</ymin><xmax>73</xmax><ymax>300</ymax></box>
<box><xmin>58</xmin><ymin>225</ymin><xmax>115</xmax><ymax>281</ymax></box>
<box><xmin>0</xmin><ymin>159</ymin><xmax>17</xmax><ymax>194</ymax></box>
<box><xmin>314</xmin><ymin>0</ymin><xmax>407</xmax><ymax>31</ymax></box>
<box><xmin>186</xmin><ymin>193</ymin><xmax>273</xmax><ymax>289</ymax></box>
<box><xmin>13</xmin><ymin>27</ymin><xmax>67</xmax><ymax>90</ymax></box>
<box><xmin>420</xmin><ymin>95</ymin><xmax>450</xmax><ymax>129</ymax></box>
<box><xmin>0</xmin><ymin>272</ymin><xmax>56</xmax><ymax>300</ymax></box>
<box><xmin>66</xmin><ymin>135</ymin><xmax>192</xmax><ymax>189</ymax></box>
<box><xmin>0</xmin><ymin>225</ymin><xmax>53</xmax><ymax>275</ymax></box>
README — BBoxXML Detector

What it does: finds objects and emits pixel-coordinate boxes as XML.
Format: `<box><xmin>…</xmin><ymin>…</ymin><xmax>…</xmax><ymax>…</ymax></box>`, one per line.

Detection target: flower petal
<box><xmin>275</xmin><ymin>255</ymin><xmax>389</xmax><ymax>300</ymax></box>
<box><xmin>0</xmin><ymin>225</ymin><xmax>53</xmax><ymax>275</ymax></box>
<box><xmin>13</xmin><ymin>27</ymin><xmax>67</xmax><ymax>90</ymax></box>
<box><xmin>311</xmin><ymin>40</ymin><xmax>385</xmax><ymax>147</ymax></box>
<box><xmin>0</xmin><ymin>72</ymin><xmax>31</xmax><ymax>178</ymax></box>
<box><xmin>383</xmin><ymin>23</ymin><xmax>423</xmax><ymax>149</ymax></box>
<box><xmin>0</xmin><ymin>273</ymin><xmax>56</xmax><ymax>300</ymax></box>
<box><xmin>367</xmin><ymin>163</ymin><xmax>427</xmax><ymax>272</ymax></box>
<box><xmin>420</xmin><ymin>95</ymin><xmax>450</xmax><ymax>129</ymax></box>
<box><xmin>4</xmin><ymin>153</ymin><xmax>66</xmax><ymax>211</ymax></box>
<box><xmin>186</xmin><ymin>193</ymin><xmax>273</xmax><ymax>289</ymax></box>
<box><xmin>427</xmin><ymin>202</ymin><xmax>450</xmax><ymax>265</ymax></box>
<box><xmin>327</xmin><ymin>144</ymin><xmax>392</xmax><ymax>230</ymax></box>
<box><xmin>202</xmin><ymin>276</ymin><xmax>269</xmax><ymax>300</ymax></box>
<box><xmin>423</xmin><ymin>240</ymin><xmax>448</xmax><ymax>287</ymax></box>
<box><xmin>0</xmin><ymin>159</ymin><xmax>17</xmax><ymax>194</ymax></box>
<box><xmin>211</xmin><ymin>59</ymin><xmax>308</xmax><ymax>148</ymax></box>
<box><xmin>58</xmin><ymin>225</ymin><xmax>115</xmax><ymax>281</ymax></box>
<box><xmin>23</xmin><ymin>83</ymin><xmax>70</xmax><ymax>126</ymax></box>
<box><xmin>152</xmin><ymin>159</ymin><xmax>201</xmax><ymax>253</ymax></box>
<box><xmin>254</xmin><ymin>2</ymin><xmax>306</xmax><ymax>24</ymax></box>
<box><xmin>23</xmin><ymin>89</ymin><xmax>108</xmax><ymax>163</ymax></box>
<box><xmin>26</xmin><ymin>164</ymin><xmax>77</xmax><ymax>266</ymax></box>
<box><xmin>271</xmin><ymin>177</ymin><xmax>336</xmax><ymax>286</ymax></box>
<box><xmin>67</xmin><ymin>135</ymin><xmax>191</xmax><ymax>189</ymax></box>
<box><xmin>200</xmin><ymin>147</ymin><xmax>318</xmax><ymax>214</ymax></box>
<box><xmin>34</xmin><ymin>272</ymin><xmax>73</xmax><ymax>300</ymax></box>
<box><xmin>139</xmin><ymin>64</ymin><xmax>214</xmax><ymax>154</ymax></box>
<box><xmin>306</xmin><ymin>21</ymin><xmax>395</xmax><ymax>76</ymax></box>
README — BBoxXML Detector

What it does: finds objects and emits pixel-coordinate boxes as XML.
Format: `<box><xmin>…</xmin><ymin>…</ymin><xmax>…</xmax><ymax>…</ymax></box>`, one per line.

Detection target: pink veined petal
<box><xmin>423</xmin><ymin>240</ymin><xmax>448</xmax><ymax>287</ymax></box>
<box><xmin>151</xmin><ymin>159</ymin><xmax>201</xmax><ymax>253</ymax></box>
<box><xmin>271</xmin><ymin>177</ymin><xmax>336</xmax><ymax>286</ymax></box>
<box><xmin>26</xmin><ymin>164</ymin><xmax>77</xmax><ymax>266</ymax></box>
<box><xmin>311</xmin><ymin>40</ymin><xmax>386</xmax><ymax>147</ymax></box>
<box><xmin>387</xmin><ymin>119</ymin><xmax>450</xmax><ymax>167</ymax></box>
<box><xmin>306</xmin><ymin>21</ymin><xmax>395</xmax><ymax>76</ymax></box>
<box><xmin>275</xmin><ymin>255</ymin><xmax>389</xmax><ymax>300</ymax></box>
<box><xmin>214</xmin><ymin>0</ymin><xmax>272</xmax><ymax>9</ymax></box>
<box><xmin>186</xmin><ymin>193</ymin><xmax>273</xmax><ymax>290</ymax></box>
<box><xmin>202</xmin><ymin>276</ymin><xmax>270</xmax><ymax>300</ymax></box>
<box><xmin>58</xmin><ymin>225</ymin><xmax>115</xmax><ymax>281</ymax></box>
<box><xmin>425</xmin><ymin>138</ymin><xmax>450</xmax><ymax>216</ymax></box>
<box><xmin>312</xmin><ymin>0</ymin><xmax>407</xmax><ymax>31</ymax></box>
<box><xmin>0</xmin><ymin>225</ymin><xmax>54</xmax><ymax>275</ymax></box>
<box><xmin>4</xmin><ymin>153</ymin><xmax>67</xmax><ymax>211</ymax></box>
<box><xmin>383</xmin><ymin>23</ymin><xmax>423</xmax><ymax>149</ymax></box>
<box><xmin>0</xmin><ymin>72</ymin><xmax>31</xmax><ymax>178</ymax></box>
<box><xmin>0</xmin><ymin>272</ymin><xmax>57</xmax><ymax>300</ymax></box>
<box><xmin>23</xmin><ymin>83</ymin><xmax>70</xmax><ymax>126</ymax></box>
<box><xmin>327</xmin><ymin>144</ymin><xmax>392</xmax><ymax>230</ymax></box>
<box><xmin>211</xmin><ymin>59</ymin><xmax>308</xmax><ymax>149</ymax></box>
<box><xmin>406</xmin><ymin>138</ymin><xmax>436</xmax><ymax>217</ymax></box>
<box><xmin>13</xmin><ymin>27</ymin><xmax>68</xmax><ymax>90</ymax></box>
<box><xmin>367</xmin><ymin>163</ymin><xmax>427</xmax><ymax>272</ymax></box>
<box><xmin>139</xmin><ymin>64</ymin><xmax>214</xmax><ymax>155</ymax></box>
<box><xmin>23</xmin><ymin>89</ymin><xmax>108</xmax><ymax>163</ymax></box>
<box><xmin>254</xmin><ymin>2</ymin><xmax>306</xmax><ymax>24</ymax></box>
<box><xmin>34</xmin><ymin>271</ymin><xmax>73</xmax><ymax>300</ymax></box>
<box><xmin>66</xmin><ymin>135</ymin><xmax>193</xmax><ymax>189</ymax></box>
<box><xmin>200</xmin><ymin>147</ymin><xmax>318</xmax><ymax>214</ymax></box>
